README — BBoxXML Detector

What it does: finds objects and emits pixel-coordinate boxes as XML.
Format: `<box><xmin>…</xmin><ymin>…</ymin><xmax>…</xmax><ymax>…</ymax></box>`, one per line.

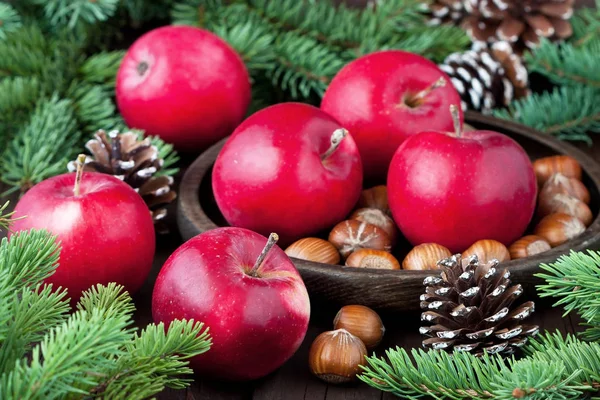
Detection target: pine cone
<box><xmin>423</xmin><ymin>0</ymin><xmax>468</xmax><ymax>25</ymax></box>
<box><xmin>68</xmin><ymin>130</ymin><xmax>176</xmax><ymax>226</ymax></box>
<box><xmin>463</xmin><ymin>0</ymin><xmax>574</xmax><ymax>51</ymax></box>
<box><xmin>420</xmin><ymin>254</ymin><xmax>539</xmax><ymax>356</ymax></box>
<box><xmin>439</xmin><ymin>41</ymin><xmax>529</xmax><ymax>113</ymax></box>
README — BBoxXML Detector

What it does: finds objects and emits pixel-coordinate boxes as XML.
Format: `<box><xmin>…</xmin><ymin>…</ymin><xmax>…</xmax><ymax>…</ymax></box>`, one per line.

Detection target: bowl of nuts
<box><xmin>177</xmin><ymin>111</ymin><xmax>600</xmax><ymax>311</ymax></box>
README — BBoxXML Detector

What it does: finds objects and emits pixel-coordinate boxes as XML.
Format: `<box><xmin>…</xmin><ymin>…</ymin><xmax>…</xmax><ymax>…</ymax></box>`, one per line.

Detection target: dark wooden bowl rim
<box><xmin>177</xmin><ymin>111</ymin><xmax>600</xmax><ymax>310</ymax></box>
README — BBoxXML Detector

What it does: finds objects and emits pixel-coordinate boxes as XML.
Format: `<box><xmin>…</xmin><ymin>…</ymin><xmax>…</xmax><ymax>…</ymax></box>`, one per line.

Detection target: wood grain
<box><xmin>177</xmin><ymin>112</ymin><xmax>600</xmax><ymax>311</ymax></box>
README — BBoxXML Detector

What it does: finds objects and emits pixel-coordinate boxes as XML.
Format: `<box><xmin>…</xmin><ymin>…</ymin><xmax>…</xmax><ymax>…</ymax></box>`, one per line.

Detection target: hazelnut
<box><xmin>333</xmin><ymin>305</ymin><xmax>385</xmax><ymax>350</ymax></box>
<box><xmin>537</xmin><ymin>192</ymin><xmax>593</xmax><ymax>227</ymax></box>
<box><xmin>508</xmin><ymin>235</ymin><xmax>551</xmax><ymax>259</ymax></box>
<box><xmin>356</xmin><ymin>185</ymin><xmax>389</xmax><ymax>214</ymax></box>
<box><xmin>349</xmin><ymin>207</ymin><xmax>397</xmax><ymax>244</ymax></box>
<box><xmin>402</xmin><ymin>243</ymin><xmax>452</xmax><ymax>270</ymax></box>
<box><xmin>463</xmin><ymin>239</ymin><xmax>510</xmax><ymax>264</ymax></box>
<box><xmin>308</xmin><ymin>329</ymin><xmax>367</xmax><ymax>384</ymax></box>
<box><xmin>328</xmin><ymin>220</ymin><xmax>392</xmax><ymax>259</ymax></box>
<box><xmin>285</xmin><ymin>237</ymin><xmax>340</xmax><ymax>264</ymax></box>
<box><xmin>534</xmin><ymin>213</ymin><xmax>586</xmax><ymax>247</ymax></box>
<box><xmin>540</xmin><ymin>173</ymin><xmax>590</xmax><ymax>204</ymax></box>
<box><xmin>345</xmin><ymin>249</ymin><xmax>400</xmax><ymax>270</ymax></box>
<box><xmin>533</xmin><ymin>155</ymin><xmax>582</xmax><ymax>186</ymax></box>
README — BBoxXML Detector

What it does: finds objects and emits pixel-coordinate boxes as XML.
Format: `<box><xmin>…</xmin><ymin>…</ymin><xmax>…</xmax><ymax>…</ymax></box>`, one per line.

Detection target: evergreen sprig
<box><xmin>493</xmin><ymin>86</ymin><xmax>600</xmax><ymax>144</ymax></box>
<box><xmin>498</xmin><ymin>4</ymin><xmax>600</xmax><ymax>141</ymax></box>
<box><xmin>0</xmin><ymin>3</ymin><xmax>22</xmax><ymax>40</ymax></box>
<box><xmin>536</xmin><ymin>250</ymin><xmax>600</xmax><ymax>341</ymax></box>
<box><xmin>171</xmin><ymin>0</ymin><xmax>469</xmax><ymax>102</ymax></box>
<box><xmin>359</xmin><ymin>340</ymin><xmax>590</xmax><ymax>399</ymax></box>
<box><xmin>0</xmin><ymin>226</ymin><xmax>211</xmax><ymax>399</ymax></box>
<box><xmin>525</xmin><ymin>39</ymin><xmax>600</xmax><ymax>89</ymax></box>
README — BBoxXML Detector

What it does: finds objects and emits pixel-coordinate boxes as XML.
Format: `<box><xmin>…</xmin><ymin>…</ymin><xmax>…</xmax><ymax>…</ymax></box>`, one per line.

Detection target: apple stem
<box><xmin>413</xmin><ymin>77</ymin><xmax>446</xmax><ymax>102</ymax></box>
<box><xmin>249</xmin><ymin>233</ymin><xmax>279</xmax><ymax>277</ymax></box>
<box><xmin>73</xmin><ymin>154</ymin><xmax>87</xmax><ymax>196</ymax></box>
<box><xmin>321</xmin><ymin>128</ymin><xmax>348</xmax><ymax>161</ymax></box>
<box><xmin>450</xmin><ymin>105</ymin><xmax>462</xmax><ymax>138</ymax></box>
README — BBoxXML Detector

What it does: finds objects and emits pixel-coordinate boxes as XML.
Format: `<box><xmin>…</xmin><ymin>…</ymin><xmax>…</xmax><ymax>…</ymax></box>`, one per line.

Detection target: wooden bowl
<box><xmin>177</xmin><ymin>112</ymin><xmax>600</xmax><ymax>311</ymax></box>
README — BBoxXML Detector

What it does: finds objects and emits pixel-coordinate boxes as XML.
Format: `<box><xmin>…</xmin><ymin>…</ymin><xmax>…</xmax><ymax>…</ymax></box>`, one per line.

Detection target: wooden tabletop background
<box><xmin>0</xmin><ymin>0</ymin><xmax>597</xmax><ymax>398</ymax></box>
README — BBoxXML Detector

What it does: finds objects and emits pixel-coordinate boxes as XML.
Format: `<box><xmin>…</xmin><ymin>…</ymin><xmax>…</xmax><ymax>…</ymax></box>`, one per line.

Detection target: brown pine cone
<box><xmin>439</xmin><ymin>41</ymin><xmax>529</xmax><ymax>113</ymax></box>
<box><xmin>422</xmin><ymin>0</ymin><xmax>468</xmax><ymax>25</ymax></box>
<box><xmin>463</xmin><ymin>0</ymin><xmax>574</xmax><ymax>51</ymax></box>
<box><xmin>420</xmin><ymin>254</ymin><xmax>539</xmax><ymax>356</ymax></box>
<box><xmin>68</xmin><ymin>130</ymin><xmax>177</xmax><ymax>228</ymax></box>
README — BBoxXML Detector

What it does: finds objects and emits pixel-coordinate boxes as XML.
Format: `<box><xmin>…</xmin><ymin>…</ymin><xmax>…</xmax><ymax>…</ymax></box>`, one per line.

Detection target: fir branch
<box><xmin>536</xmin><ymin>251</ymin><xmax>600</xmax><ymax>341</ymax></box>
<box><xmin>0</xmin><ymin>284</ymin><xmax>69</xmax><ymax>375</ymax></box>
<box><xmin>0</xmin><ymin>201</ymin><xmax>19</xmax><ymax>231</ymax></box>
<box><xmin>360</xmin><ymin>347</ymin><xmax>588</xmax><ymax>399</ymax></box>
<box><xmin>269</xmin><ymin>31</ymin><xmax>343</xmax><ymax>99</ymax></box>
<box><xmin>76</xmin><ymin>282</ymin><xmax>136</xmax><ymax>319</ymax></box>
<box><xmin>0</xmin><ymin>3</ymin><xmax>22</xmax><ymax>40</ymax></box>
<box><xmin>67</xmin><ymin>83</ymin><xmax>123</xmax><ymax>134</ymax></box>
<box><xmin>120</xmin><ymin>0</ymin><xmax>174</xmax><ymax>26</ymax></box>
<box><xmin>0</xmin><ymin>77</ymin><xmax>40</xmax><ymax>115</ymax></box>
<box><xmin>493</xmin><ymin>86</ymin><xmax>600</xmax><ymax>143</ymax></box>
<box><xmin>0</xmin><ymin>95</ymin><xmax>80</xmax><ymax>193</ymax></box>
<box><xmin>0</xmin><ymin>306</ymin><xmax>133</xmax><ymax>399</ymax></box>
<box><xmin>78</xmin><ymin>50</ymin><xmax>125</xmax><ymax>90</ymax></box>
<box><xmin>525</xmin><ymin>39</ymin><xmax>600</xmax><ymax>88</ymax></box>
<box><xmin>209</xmin><ymin>12</ymin><xmax>276</xmax><ymax>74</ymax></box>
<box><xmin>30</xmin><ymin>0</ymin><xmax>120</xmax><ymax>29</ymax></box>
<box><xmin>523</xmin><ymin>331</ymin><xmax>600</xmax><ymax>386</ymax></box>
<box><xmin>0</xmin><ymin>229</ymin><xmax>61</xmax><ymax>293</ymax></box>
<box><xmin>0</xmin><ymin>24</ymin><xmax>49</xmax><ymax>77</ymax></box>
<box><xmin>570</xmin><ymin>1</ymin><xmax>600</xmax><ymax>48</ymax></box>
<box><xmin>92</xmin><ymin>320</ymin><xmax>211</xmax><ymax>398</ymax></box>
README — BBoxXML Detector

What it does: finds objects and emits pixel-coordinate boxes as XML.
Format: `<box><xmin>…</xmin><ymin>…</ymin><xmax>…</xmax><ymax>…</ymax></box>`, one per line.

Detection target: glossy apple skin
<box><xmin>116</xmin><ymin>25</ymin><xmax>251</xmax><ymax>152</ymax></box>
<box><xmin>10</xmin><ymin>172</ymin><xmax>155</xmax><ymax>300</ymax></box>
<box><xmin>152</xmin><ymin>227</ymin><xmax>311</xmax><ymax>381</ymax></box>
<box><xmin>212</xmin><ymin>102</ymin><xmax>363</xmax><ymax>245</ymax></box>
<box><xmin>387</xmin><ymin>130</ymin><xmax>537</xmax><ymax>253</ymax></box>
<box><xmin>321</xmin><ymin>50</ymin><xmax>463</xmax><ymax>182</ymax></box>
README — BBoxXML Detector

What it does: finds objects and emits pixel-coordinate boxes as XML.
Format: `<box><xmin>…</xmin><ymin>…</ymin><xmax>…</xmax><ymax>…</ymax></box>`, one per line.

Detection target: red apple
<box><xmin>212</xmin><ymin>102</ymin><xmax>363</xmax><ymax>245</ymax></box>
<box><xmin>116</xmin><ymin>25</ymin><xmax>251</xmax><ymax>152</ymax></box>
<box><xmin>10</xmin><ymin>166</ymin><xmax>155</xmax><ymax>300</ymax></box>
<box><xmin>321</xmin><ymin>50</ymin><xmax>463</xmax><ymax>182</ymax></box>
<box><xmin>387</xmin><ymin>106</ymin><xmax>537</xmax><ymax>253</ymax></box>
<box><xmin>152</xmin><ymin>228</ymin><xmax>310</xmax><ymax>381</ymax></box>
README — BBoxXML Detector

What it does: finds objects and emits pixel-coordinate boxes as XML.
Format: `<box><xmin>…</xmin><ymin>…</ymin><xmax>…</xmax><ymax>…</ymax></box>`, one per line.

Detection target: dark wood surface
<box><xmin>177</xmin><ymin>112</ymin><xmax>600</xmax><ymax>312</ymax></box>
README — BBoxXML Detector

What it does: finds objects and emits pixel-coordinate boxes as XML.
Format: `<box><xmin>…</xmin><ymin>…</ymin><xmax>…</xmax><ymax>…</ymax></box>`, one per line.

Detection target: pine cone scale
<box><xmin>69</xmin><ymin>129</ymin><xmax>177</xmax><ymax>227</ymax></box>
<box><xmin>420</xmin><ymin>255</ymin><xmax>539</xmax><ymax>356</ymax></box>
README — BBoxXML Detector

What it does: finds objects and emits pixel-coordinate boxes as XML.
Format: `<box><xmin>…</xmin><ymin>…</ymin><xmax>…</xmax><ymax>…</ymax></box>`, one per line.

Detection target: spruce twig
<box><xmin>0</xmin><ymin>3</ymin><xmax>22</xmax><ymax>40</ymax></box>
<box><xmin>493</xmin><ymin>86</ymin><xmax>600</xmax><ymax>143</ymax></box>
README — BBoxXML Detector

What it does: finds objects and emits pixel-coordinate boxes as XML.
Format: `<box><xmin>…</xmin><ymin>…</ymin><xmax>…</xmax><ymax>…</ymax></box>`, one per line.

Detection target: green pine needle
<box><xmin>570</xmin><ymin>1</ymin><xmax>600</xmax><ymax>48</ymax></box>
<box><xmin>0</xmin><ymin>229</ymin><xmax>61</xmax><ymax>293</ymax></box>
<box><xmin>67</xmin><ymin>83</ymin><xmax>123</xmax><ymax>134</ymax></box>
<box><xmin>525</xmin><ymin>39</ymin><xmax>600</xmax><ymax>89</ymax></box>
<box><xmin>78</xmin><ymin>50</ymin><xmax>125</xmax><ymax>90</ymax></box>
<box><xmin>0</xmin><ymin>201</ymin><xmax>20</xmax><ymax>232</ymax></box>
<box><xmin>493</xmin><ymin>86</ymin><xmax>600</xmax><ymax>143</ymax></box>
<box><xmin>536</xmin><ymin>250</ymin><xmax>600</xmax><ymax>340</ymax></box>
<box><xmin>0</xmin><ymin>307</ymin><xmax>133</xmax><ymax>399</ymax></box>
<box><xmin>0</xmin><ymin>3</ymin><xmax>22</xmax><ymax>40</ymax></box>
<box><xmin>0</xmin><ymin>284</ymin><xmax>70</xmax><ymax>375</ymax></box>
<box><xmin>0</xmin><ymin>95</ymin><xmax>80</xmax><ymax>193</ymax></box>
<box><xmin>30</xmin><ymin>0</ymin><xmax>120</xmax><ymax>29</ymax></box>
<box><xmin>76</xmin><ymin>283</ymin><xmax>136</xmax><ymax>320</ymax></box>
